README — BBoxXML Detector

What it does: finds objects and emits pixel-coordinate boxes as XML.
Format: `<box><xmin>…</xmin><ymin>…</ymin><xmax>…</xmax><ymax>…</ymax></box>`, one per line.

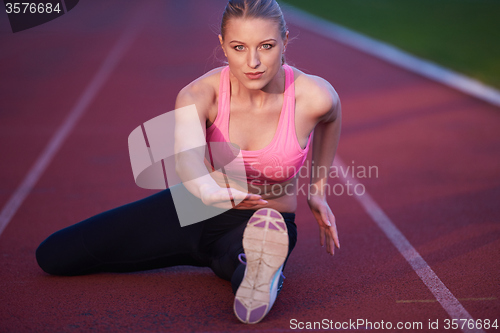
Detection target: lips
<box><xmin>245</xmin><ymin>71</ymin><xmax>264</xmax><ymax>80</ymax></box>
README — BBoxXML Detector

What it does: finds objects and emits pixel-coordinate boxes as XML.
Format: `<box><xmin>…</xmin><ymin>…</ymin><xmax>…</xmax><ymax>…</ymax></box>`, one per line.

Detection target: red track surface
<box><xmin>1</xmin><ymin>1</ymin><xmax>499</xmax><ymax>332</ymax></box>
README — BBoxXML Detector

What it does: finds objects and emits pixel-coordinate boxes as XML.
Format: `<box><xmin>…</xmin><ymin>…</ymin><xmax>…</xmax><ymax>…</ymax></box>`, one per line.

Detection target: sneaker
<box><xmin>233</xmin><ymin>208</ymin><xmax>289</xmax><ymax>324</ymax></box>
<box><xmin>237</xmin><ymin>253</ymin><xmax>286</xmax><ymax>294</ymax></box>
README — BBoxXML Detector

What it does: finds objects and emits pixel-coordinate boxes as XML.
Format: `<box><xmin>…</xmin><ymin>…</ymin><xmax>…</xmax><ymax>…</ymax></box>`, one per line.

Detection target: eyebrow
<box><xmin>229</xmin><ymin>38</ymin><xmax>277</xmax><ymax>44</ymax></box>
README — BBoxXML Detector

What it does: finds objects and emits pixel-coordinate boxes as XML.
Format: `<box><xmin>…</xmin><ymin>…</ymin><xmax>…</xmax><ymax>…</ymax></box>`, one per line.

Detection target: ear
<box><xmin>283</xmin><ymin>30</ymin><xmax>289</xmax><ymax>52</ymax></box>
<box><xmin>218</xmin><ymin>34</ymin><xmax>227</xmax><ymax>57</ymax></box>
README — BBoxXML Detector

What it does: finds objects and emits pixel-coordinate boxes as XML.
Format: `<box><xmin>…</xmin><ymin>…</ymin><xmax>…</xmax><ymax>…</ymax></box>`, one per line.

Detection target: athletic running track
<box><xmin>0</xmin><ymin>1</ymin><xmax>498</xmax><ymax>332</ymax></box>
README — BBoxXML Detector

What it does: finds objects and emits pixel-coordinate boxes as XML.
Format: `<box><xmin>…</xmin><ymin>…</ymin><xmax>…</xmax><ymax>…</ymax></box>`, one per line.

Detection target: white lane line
<box><xmin>397</xmin><ymin>297</ymin><xmax>497</xmax><ymax>303</ymax></box>
<box><xmin>0</xmin><ymin>4</ymin><xmax>152</xmax><ymax>238</ymax></box>
<box><xmin>283</xmin><ymin>4</ymin><xmax>500</xmax><ymax>108</ymax></box>
<box><xmin>334</xmin><ymin>157</ymin><xmax>484</xmax><ymax>333</ymax></box>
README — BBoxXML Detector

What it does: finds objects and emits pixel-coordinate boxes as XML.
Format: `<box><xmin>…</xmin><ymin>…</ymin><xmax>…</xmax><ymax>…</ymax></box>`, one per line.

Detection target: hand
<box><xmin>199</xmin><ymin>184</ymin><xmax>267</xmax><ymax>209</ymax></box>
<box><xmin>307</xmin><ymin>194</ymin><xmax>340</xmax><ymax>255</ymax></box>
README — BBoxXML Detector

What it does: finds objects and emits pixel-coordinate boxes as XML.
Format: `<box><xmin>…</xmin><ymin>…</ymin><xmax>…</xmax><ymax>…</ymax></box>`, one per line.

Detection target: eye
<box><xmin>261</xmin><ymin>43</ymin><xmax>273</xmax><ymax>50</ymax></box>
<box><xmin>233</xmin><ymin>45</ymin><xmax>244</xmax><ymax>51</ymax></box>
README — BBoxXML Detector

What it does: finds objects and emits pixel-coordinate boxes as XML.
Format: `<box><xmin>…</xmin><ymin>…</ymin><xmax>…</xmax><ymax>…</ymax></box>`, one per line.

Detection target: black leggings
<box><xmin>36</xmin><ymin>187</ymin><xmax>297</xmax><ymax>292</ymax></box>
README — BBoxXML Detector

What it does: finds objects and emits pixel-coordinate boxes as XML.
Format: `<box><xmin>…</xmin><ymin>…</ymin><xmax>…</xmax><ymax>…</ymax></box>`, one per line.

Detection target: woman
<box><xmin>36</xmin><ymin>0</ymin><xmax>341</xmax><ymax>324</ymax></box>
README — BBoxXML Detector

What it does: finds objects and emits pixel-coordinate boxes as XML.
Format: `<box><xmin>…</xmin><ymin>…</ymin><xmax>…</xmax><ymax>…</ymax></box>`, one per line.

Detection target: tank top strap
<box><xmin>283</xmin><ymin>64</ymin><xmax>294</xmax><ymax>98</ymax></box>
<box><xmin>277</xmin><ymin>64</ymin><xmax>297</xmax><ymax>144</ymax></box>
<box><xmin>219</xmin><ymin>66</ymin><xmax>230</xmax><ymax>95</ymax></box>
<box><xmin>212</xmin><ymin>66</ymin><xmax>231</xmax><ymax>141</ymax></box>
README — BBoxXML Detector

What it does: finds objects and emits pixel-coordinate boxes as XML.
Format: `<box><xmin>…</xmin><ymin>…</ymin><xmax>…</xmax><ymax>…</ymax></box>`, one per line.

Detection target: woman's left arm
<box><xmin>307</xmin><ymin>78</ymin><xmax>342</xmax><ymax>256</ymax></box>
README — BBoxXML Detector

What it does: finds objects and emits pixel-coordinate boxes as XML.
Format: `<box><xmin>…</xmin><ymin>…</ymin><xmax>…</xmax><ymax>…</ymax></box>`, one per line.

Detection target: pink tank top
<box><xmin>206</xmin><ymin>65</ymin><xmax>312</xmax><ymax>185</ymax></box>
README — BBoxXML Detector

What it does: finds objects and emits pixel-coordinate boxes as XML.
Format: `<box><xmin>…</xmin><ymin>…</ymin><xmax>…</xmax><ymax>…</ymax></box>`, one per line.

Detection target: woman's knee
<box><xmin>36</xmin><ymin>239</ymin><xmax>59</xmax><ymax>275</ymax></box>
<box><xmin>35</xmin><ymin>228</ymin><xmax>100</xmax><ymax>276</ymax></box>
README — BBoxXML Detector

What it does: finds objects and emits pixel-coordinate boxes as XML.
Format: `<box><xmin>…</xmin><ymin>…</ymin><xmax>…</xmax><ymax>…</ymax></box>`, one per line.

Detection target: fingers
<box><xmin>328</xmin><ymin>211</ymin><xmax>340</xmax><ymax>249</ymax></box>
<box><xmin>332</xmin><ymin>224</ymin><xmax>340</xmax><ymax>249</ymax></box>
<box><xmin>325</xmin><ymin>224</ymin><xmax>334</xmax><ymax>256</ymax></box>
<box><xmin>225</xmin><ymin>188</ymin><xmax>249</xmax><ymax>201</ymax></box>
<box><xmin>314</xmin><ymin>208</ymin><xmax>331</xmax><ymax>252</ymax></box>
<box><xmin>327</xmin><ymin>237</ymin><xmax>334</xmax><ymax>255</ymax></box>
<box><xmin>320</xmin><ymin>207</ymin><xmax>331</xmax><ymax>228</ymax></box>
<box><xmin>223</xmin><ymin>189</ymin><xmax>267</xmax><ymax>209</ymax></box>
<box><xmin>321</xmin><ymin>208</ymin><xmax>336</xmax><ymax>255</ymax></box>
<box><xmin>236</xmin><ymin>193</ymin><xmax>267</xmax><ymax>208</ymax></box>
<box><xmin>324</xmin><ymin>230</ymin><xmax>335</xmax><ymax>256</ymax></box>
<box><xmin>234</xmin><ymin>201</ymin><xmax>268</xmax><ymax>209</ymax></box>
<box><xmin>319</xmin><ymin>209</ymin><xmax>339</xmax><ymax>256</ymax></box>
<box><xmin>319</xmin><ymin>225</ymin><xmax>334</xmax><ymax>256</ymax></box>
<box><xmin>229</xmin><ymin>189</ymin><xmax>267</xmax><ymax>204</ymax></box>
<box><xmin>212</xmin><ymin>188</ymin><xmax>260</xmax><ymax>203</ymax></box>
<box><xmin>244</xmin><ymin>193</ymin><xmax>268</xmax><ymax>205</ymax></box>
<box><xmin>203</xmin><ymin>187</ymin><xmax>269</xmax><ymax>210</ymax></box>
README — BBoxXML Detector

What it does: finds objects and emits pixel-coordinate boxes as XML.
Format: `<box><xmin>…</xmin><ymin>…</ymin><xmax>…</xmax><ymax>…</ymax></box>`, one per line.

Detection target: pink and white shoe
<box><xmin>233</xmin><ymin>208</ymin><xmax>289</xmax><ymax>324</ymax></box>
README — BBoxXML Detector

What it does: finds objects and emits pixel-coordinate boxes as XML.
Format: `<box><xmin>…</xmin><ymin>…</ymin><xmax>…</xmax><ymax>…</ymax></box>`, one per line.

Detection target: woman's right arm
<box><xmin>174</xmin><ymin>79</ymin><xmax>266</xmax><ymax>209</ymax></box>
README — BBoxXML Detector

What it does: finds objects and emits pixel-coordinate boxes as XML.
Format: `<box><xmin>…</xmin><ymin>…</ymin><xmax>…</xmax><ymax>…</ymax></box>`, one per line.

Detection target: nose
<box><xmin>247</xmin><ymin>49</ymin><xmax>261</xmax><ymax>69</ymax></box>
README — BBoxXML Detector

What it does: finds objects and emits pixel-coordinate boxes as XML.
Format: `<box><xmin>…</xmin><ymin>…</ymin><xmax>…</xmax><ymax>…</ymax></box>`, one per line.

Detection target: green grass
<box><xmin>282</xmin><ymin>0</ymin><xmax>500</xmax><ymax>89</ymax></box>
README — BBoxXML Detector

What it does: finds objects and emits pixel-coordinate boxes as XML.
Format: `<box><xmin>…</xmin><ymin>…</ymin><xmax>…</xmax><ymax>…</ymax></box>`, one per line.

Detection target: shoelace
<box><xmin>238</xmin><ymin>253</ymin><xmax>286</xmax><ymax>280</ymax></box>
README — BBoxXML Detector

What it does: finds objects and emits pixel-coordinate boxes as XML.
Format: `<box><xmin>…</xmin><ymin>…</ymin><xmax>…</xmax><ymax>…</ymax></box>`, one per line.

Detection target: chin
<box><xmin>244</xmin><ymin>80</ymin><xmax>269</xmax><ymax>90</ymax></box>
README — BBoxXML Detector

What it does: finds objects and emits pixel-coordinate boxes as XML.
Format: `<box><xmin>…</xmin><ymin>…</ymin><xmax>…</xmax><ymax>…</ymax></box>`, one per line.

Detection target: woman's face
<box><xmin>219</xmin><ymin>17</ymin><xmax>288</xmax><ymax>91</ymax></box>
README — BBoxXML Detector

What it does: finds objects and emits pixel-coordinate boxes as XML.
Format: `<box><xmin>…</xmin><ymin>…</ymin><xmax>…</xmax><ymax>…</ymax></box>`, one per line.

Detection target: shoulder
<box><xmin>290</xmin><ymin>66</ymin><xmax>341</xmax><ymax>122</ymax></box>
<box><xmin>175</xmin><ymin>66</ymin><xmax>225</xmax><ymax>113</ymax></box>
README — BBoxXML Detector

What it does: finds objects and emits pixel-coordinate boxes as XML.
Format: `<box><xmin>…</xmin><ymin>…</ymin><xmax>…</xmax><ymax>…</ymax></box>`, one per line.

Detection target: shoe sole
<box><xmin>234</xmin><ymin>208</ymin><xmax>288</xmax><ymax>324</ymax></box>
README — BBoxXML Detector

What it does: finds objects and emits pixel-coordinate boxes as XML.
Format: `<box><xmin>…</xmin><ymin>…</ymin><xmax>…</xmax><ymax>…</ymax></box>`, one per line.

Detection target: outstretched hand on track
<box><xmin>307</xmin><ymin>195</ymin><xmax>340</xmax><ymax>256</ymax></box>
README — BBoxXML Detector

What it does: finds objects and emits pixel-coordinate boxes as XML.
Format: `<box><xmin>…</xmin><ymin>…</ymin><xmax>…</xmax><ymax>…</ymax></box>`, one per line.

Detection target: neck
<box><xmin>230</xmin><ymin>66</ymin><xmax>285</xmax><ymax>108</ymax></box>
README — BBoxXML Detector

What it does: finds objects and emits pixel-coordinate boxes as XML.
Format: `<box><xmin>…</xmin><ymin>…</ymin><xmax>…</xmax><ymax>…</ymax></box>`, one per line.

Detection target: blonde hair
<box><xmin>220</xmin><ymin>0</ymin><xmax>288</xmax><ymax>64</ymax></box>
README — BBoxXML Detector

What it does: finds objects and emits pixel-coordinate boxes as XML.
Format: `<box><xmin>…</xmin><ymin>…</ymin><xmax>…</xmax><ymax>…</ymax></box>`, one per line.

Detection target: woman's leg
<box><xmin>36</xmin><ymin>187</ymin><xmax>208</xmax><ymax>276</ymax></box>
